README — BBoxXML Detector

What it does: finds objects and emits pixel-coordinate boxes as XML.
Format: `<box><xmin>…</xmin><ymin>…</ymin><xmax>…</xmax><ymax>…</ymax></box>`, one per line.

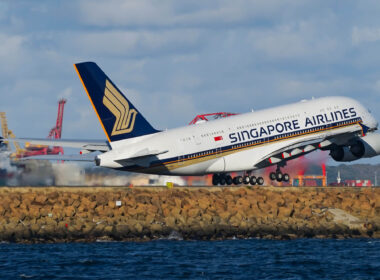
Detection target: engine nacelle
<box><xmin>330</xmin><ymin>133</ymin><xmax>380</xmax><ymax>162</ymax></box>
<box><xmin>350</xmin><ymin>133</ymin><xmax>380</xmax><ymax>159</ymax></box>
<box><xmin>330</xmin><ymin>146</ymin><xmax>358</xmax><ymax>162</ymax></box>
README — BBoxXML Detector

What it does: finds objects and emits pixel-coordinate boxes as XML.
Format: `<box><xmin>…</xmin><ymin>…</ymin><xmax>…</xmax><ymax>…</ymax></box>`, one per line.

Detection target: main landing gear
<box><xmin>212</xmin><ymin>173</ymin><xmax>264</xmax><ymax>186</ymax></box>
<box><xmin>269</xmin><ymin>166</ymin><xmax>290</xmax><ymax>183</ymax></box>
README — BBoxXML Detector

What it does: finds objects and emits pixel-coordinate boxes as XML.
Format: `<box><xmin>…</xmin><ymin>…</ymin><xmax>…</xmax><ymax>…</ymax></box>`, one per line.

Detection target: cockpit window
<box><xmin>368</xmin><ymin>109</ymin><xmax>372</xmax><ymax>113</ymax></box>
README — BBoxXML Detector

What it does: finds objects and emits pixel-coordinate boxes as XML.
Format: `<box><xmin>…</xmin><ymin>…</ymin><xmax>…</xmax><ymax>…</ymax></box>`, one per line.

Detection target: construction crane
<box><xmin>0</xmin><ymin>99</ymin><xmax>67</xmax><ymax>159</ymax></box>
<box><xmin>0</xmin><ymin>112</ymin><xmax>23</xmax><ymax>153</ymax></box>
<box><xmin>46</xmin><ymin>98</ymin><xmax>66</xmax><ymax>155</ymax></box>
<box><xmin>48</xmin><ymin>98</ymin><xmax>66</xmax><ymax>139</ymax></box>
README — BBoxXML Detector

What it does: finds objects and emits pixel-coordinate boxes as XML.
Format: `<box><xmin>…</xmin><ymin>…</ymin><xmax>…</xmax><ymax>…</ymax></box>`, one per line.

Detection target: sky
<box><xmin>1</xmin><ymin>0</ymin><xmax>380</xmax><ymax>164</ymax></box>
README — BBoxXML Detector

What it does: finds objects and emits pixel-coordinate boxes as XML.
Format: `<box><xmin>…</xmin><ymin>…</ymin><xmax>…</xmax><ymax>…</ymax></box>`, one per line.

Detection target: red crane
<box><xmin>48</xmin><ymin>99</ymin><xmax>66</xmax><ymax>140</ymax></box>
<box><xmin>47</xmin><ymin>98</ymin><xmax>66</xmax><ymax>155</ymax></box>
<box><xmin>15</xmin><ymin>99</ymin><xmax>67</xmax><ymax>158</ymax></box>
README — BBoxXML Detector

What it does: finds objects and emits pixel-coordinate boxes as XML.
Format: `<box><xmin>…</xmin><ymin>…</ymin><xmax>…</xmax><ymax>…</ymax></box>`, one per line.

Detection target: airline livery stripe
<box><xmin>123</xmin><ymin>117</ymin><xmax>362</xmax><ymax>172</ymax></box>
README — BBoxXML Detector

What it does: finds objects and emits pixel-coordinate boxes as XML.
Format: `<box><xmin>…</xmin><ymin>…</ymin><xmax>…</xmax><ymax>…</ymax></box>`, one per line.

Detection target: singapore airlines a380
<box><xmin>19</xmin><ymin>62</ymin><xmax>380</xmax><ymax>186</ymax></box>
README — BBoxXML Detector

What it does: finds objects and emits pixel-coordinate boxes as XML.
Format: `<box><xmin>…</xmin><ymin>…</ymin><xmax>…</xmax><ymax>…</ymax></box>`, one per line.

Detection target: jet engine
<box><xmin>330</xmin><ymin>146</ymin><xmax>358</xmax><ymax>162</ymax></box>
<box><xmin>349</xmin><ymin>133</ymin><xmax>380</xmax><ymax>158</ymax></box>
<box><xmin>330</xmin><ymin>133</ymin><xmax>380</xmax><ymax>162</ymax></box>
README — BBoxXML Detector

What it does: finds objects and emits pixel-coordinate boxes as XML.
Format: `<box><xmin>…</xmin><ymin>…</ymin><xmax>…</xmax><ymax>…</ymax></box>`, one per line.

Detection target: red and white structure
<box><xmin>189</xmin><ymin>112</ymin><xmax>237</xmax><ymax>125</ymax></box>
<box><xmin>345</xmin><ymin>180</ymin><xmax>372</xmax><ymax>187</ymax></box>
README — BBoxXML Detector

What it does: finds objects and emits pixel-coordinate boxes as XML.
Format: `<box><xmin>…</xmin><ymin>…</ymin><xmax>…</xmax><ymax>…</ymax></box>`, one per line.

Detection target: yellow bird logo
<box><xmin>103</xmin><ymin>80</ymin><xmax>138</xmax><ymax>136</ymax></box>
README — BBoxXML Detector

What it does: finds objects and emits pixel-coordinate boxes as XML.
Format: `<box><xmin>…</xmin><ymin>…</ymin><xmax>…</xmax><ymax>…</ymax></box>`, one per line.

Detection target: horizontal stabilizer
<box><xmin>115</xmin><ymin>149</ymin><xmax>168</xmax><ymax>161</ymax></box>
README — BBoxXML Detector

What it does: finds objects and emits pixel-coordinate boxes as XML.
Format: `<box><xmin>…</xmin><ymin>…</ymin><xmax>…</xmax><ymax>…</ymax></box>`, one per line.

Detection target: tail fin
<box><xmin>74</xmin><ymin>62</ymin><xmax>159</xmax><ymax>142</ymax></box>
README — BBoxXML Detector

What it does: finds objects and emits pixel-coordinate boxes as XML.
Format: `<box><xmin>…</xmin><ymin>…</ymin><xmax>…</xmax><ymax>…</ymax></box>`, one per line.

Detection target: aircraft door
<box><xmin>193</xmin><ymin>134</ymin><xmax>202</xmax><ymax>145</ymax></box>
<box><xmin>178</xmin><ymin>155</ymin><xmax>185</xmax><ymax>166</ymax></box>
<box><xmin>214</xmin><ymin>146</ymin><xmax>221</xmax><ymax>158</ymax></box>
<box><xmin>214</xmin><ymin>136</ymin><xmax>225</xmax><ymax>158</ymax></box>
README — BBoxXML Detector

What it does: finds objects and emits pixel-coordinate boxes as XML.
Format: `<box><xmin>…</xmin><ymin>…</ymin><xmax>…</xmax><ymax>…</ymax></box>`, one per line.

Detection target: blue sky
<box><xmin>1</xmin><ymin>1</ymin><xmax>380</xmax><ymax>164</ymax></box>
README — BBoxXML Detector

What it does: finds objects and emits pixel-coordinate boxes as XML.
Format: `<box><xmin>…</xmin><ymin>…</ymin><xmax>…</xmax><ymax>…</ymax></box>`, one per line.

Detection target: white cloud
<box><xmin>0</xmin><ymin>33</ymin><xmax>25</xmax><ymax>60</ymax></box>
<box><xmin>248</xmin><ymin>22</ymin><xmax>339</xmax><ymax>61</ymax></box>
<box><xmin>60</xmin><ymin>87</ymin><xmax>73</xmax><ymax>99</ymax></box>
<box><xmin>352</xmin><ymin>26</ymin><xmax>380</xmax><ymax>45</ymax></box>
<box><xmin>58</xmin><ymin>29</ymin><xmax>201</xmax><ymax>57</ymax></box>
<box><xmin>77</xmin><ymin>0</ymin><xmax>314</xmax><ymax>27</ymax></box>
<box><xmin>372</xmin><ymin>79</ymin><xmax>380</xmax><ymax>93</ymax></box>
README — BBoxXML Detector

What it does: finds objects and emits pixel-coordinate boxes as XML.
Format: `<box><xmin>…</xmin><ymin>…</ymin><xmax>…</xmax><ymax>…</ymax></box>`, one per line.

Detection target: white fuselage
<box><xmin>97</xmin><ymin>96</ymin><xmax>378</xmax><ymax>175</ymax></box>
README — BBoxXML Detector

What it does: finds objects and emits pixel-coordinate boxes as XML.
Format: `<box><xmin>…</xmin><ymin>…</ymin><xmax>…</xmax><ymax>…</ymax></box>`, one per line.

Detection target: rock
<box><xmin>277</xmin><ymin>207</ymin><xmax>294</xmax><ymax>218</ymax></box>
<box><xmin>151</xmin><ymin>223</ymin><xmax>162</xmax><ymax>232</ymax></box>
<box><xmin>34</xmin><ymin>194</ymin><xmax>48</xmax><ymax>205</ymax></box>
<box><xmin>115</xmin><ymin>224</ymin><xmax>130</xmax><ymax>237</ymax></box>
<box><xmin>134</xmin><ymin>223</ymin><xmax>143</xmax><ymax>234</ymax></box>
<box><xmin>197</xmin><ymin>197</ymin><xmax>210</xmax><ymax>210</ymax></box>
<box><xmin>63</xmin><ymin>206</ymin><xmax>76</xmax><ymax>217</ymax></box>
<box><xmin>187</xmin><ymin>208</ymin><xmax>200</xmax><ymax>218</ymax></box>
<box><xmin>219</xmin><ymin>211</ymin><xmax>233</xmax><ymax>222</ymax></box>
<box><xmin>0</xmin><ymin>187</ymin><xmax>378</xmax><ymax>242</ymax></box>
<box><xmin>28</xmin><ymin>205</ymin><xmax>42</xmax><ymax>219</ymax></box>
<box><xmin>164</xmin><ymin>216</ymin><xmax>176</xmax><ymax>228</ymax></box>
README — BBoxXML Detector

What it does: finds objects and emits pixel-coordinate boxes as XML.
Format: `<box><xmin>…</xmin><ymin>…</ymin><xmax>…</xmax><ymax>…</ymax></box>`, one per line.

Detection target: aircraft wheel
<box><xmin>212</xmin><ymin>174</ymin><xmax>219</xmax><ymax>186</ymax></box>
<box><xmin>233</xmin><ymin>176</ymin><xmax>243</xmax><ymax>185</ymax></box>
<box><xmin>283</xmin><ymin>173</ymin><xmax>290</xmax><ymax>182</ymax></box>
<box><xmin>226</xmin><ymin>175</ymin><xmax>233</xmax><ymax>185</ymax></box>
<box><xmin>257</xmin><ymin>177</ymin><xmax>264</xmax><ymax>185</ymax></box>
<box><xmin>276</xmin><ymin>172</ymin><xmax>283</xmax><ymax>182</ymax></box>
<box><xmin>243</xmin><ymin>176</ymin><xmax>250</xmax><ymax>185</ymax></box>
<box><xmin>269</xmin><ymin>172</ymin><xmax>276</xmax><ymax>181</ymax></box>
<box><xmin>219</xmin><ymin>176</ymin><xmax>226</xmax><ymax>186</ymax></box>
<box><xmin>249</xmin><ymin>176</ymin><xmax>257</xmax><ymax>185</ymax></box>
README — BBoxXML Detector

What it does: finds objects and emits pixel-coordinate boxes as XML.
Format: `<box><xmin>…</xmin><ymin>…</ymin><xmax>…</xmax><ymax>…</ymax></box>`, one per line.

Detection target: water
<box><xmin>0</xmin><ymin>239</ymin><xmax>379</xmax><ymax>279</ymax></box>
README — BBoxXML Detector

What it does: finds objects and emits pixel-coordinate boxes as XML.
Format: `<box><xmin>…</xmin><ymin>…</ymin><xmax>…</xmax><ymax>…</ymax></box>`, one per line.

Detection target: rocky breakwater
<box><xmin>0</xmin><ymin>186</ymin><xmax>379</xmax><ymax>242</ymax></box>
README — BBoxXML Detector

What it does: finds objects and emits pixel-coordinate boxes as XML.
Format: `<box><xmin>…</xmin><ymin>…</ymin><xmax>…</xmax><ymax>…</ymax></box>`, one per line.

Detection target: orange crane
<box><xmin>0</xmin><ymin>112</ymin><xmax>23</xmax><ymax>154</ymax></box>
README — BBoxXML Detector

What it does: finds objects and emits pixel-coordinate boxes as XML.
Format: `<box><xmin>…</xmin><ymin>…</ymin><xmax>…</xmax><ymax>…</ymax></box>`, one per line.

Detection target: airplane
<box><xmin>18</xmin><ymin>62</ymin><xmax>380</xmax><ymax>186</ymax></box>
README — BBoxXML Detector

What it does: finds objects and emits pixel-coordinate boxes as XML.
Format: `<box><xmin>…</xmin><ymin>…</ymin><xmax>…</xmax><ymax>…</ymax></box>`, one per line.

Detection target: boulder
<box><xmin>63</xmin><ymin>206</ymin><xmax>76</xmax><ymax>217</ymax></box>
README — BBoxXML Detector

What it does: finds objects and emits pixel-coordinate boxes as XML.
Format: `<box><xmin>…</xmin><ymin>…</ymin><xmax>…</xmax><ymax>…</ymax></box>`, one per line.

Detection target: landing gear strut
<box><xmin>269</xmin><ymin>166</ymin><xmax>290</xmax><ymax>183</ymax></box>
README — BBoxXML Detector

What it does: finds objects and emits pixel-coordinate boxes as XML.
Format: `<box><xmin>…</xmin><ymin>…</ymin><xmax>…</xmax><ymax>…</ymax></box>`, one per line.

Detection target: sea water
<box><xmin>0</xmin><ymin>239</ymin><xmax>379</xmax><ymax>279</ymax></box>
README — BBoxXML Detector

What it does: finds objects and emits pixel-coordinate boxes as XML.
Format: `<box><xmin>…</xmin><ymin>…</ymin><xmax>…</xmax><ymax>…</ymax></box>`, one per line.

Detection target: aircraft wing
<box><xmin>19</xmin><ymin>154</ymin><xmax>96</xmax><ymax>161</ymax></box>
<box><xmin>14</xmin><ymin>138</ymin><xmax>110</xmax><ymax>152</ymax></box>
<box><xmin>261</xmin><ymin>136</ymin><xmax>325</xmax><ymax>160</ymax></box>
<box><xmin>255</xmin><ymin>131</ymin><xmax>358</xmax><ymax>168</ymax></box>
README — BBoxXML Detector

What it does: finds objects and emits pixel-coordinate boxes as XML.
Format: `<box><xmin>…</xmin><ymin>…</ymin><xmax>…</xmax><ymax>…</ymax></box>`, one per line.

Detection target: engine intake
<box><xmin>350</xmin><ymin>133</ymin><xmax>380</xmax><ymax>159</ymax></box>
<box><xmin>330</xmin><ymin>133</ymin><xmax>380</xmax><ymax>162</ymax></box>
<box><xmin>330</xmin><ymin>146</ymin><xmax>358</xmax><ymax>162</ymax></box>
<box><xmin>95</xmin><ymin>156</ymin><xmax>101</xmax><ymax>166</ymax></box>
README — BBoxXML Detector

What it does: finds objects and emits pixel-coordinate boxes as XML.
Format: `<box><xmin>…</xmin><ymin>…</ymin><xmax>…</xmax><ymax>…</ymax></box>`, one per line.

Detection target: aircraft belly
<box><xmin>224</xmin><ymin>147</ymin><xmax>264</xmax><ymax>172</ymax></box>
<box><xmin>169</xmin><ymin>158</ymin><xmax>220</xmax><ymax>176</ymax></box>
